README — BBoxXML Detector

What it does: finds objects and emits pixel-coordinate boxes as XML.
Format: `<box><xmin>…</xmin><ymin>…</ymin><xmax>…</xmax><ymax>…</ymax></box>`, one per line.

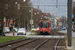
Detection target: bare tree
<box><xmin>33</xmin><ymin>8</ymin><xmax>42</xmax><ymax>28</ymax></box>
<box><xmin>60</xmin><ymin>16</ymin><xmax>67</xmax><ymax>27</ymax></box>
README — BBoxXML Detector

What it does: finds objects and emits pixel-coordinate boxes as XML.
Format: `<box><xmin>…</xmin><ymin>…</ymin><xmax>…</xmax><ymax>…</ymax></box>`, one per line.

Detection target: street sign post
<box><xmin>30</xmin><ymin>20</ymin><xmax>33</xmax><ymax>24</ymax></box>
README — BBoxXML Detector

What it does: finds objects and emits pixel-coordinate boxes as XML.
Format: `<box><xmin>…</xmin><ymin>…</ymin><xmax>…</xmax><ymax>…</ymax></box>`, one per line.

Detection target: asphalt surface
<box><xmin>59</xmin><ymin>30</ymin><xmax>75</xmax><ymax>37</ymax></box>
<box><xmin>5</xmin><ymin>31</ymin><xmax>34</xmax><ymax>36</ymax></box>
<box><xmin>5</xmin><ymin>31</ymin><xmax>66</xmax><ymax>38</ymax></box>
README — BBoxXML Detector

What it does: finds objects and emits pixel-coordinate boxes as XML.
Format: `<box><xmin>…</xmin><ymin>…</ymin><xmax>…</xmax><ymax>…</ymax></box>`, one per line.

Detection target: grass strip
<box><xmin>0</xmin><ymin>36</ymin><xmax>25</xmax><ymax>44</ymax></box>
<box><xmin>31</xmin><ymin>32</ymin><xmax>39</xmax><ymax>36</ymax></box>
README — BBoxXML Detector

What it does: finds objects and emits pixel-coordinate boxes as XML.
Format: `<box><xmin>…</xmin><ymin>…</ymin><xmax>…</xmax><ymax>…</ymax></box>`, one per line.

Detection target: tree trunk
<box><xmin>26</xmin><ymin>20</ymin><xmax>27</xmax><ymax>30</ymax></box>
<box><xmin>1</xmin><ymin>12</ymin><xmax>4</xmax><ymax>36</ymax></box>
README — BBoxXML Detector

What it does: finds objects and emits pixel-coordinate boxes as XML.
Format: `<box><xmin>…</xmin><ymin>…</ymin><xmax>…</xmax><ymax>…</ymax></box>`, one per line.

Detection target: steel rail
<box><xmin>34</xmin><ymin>38</ymin><xmax>50</xmax><ymax>50</ymax></box>
<box><xmin>11</xmin><ymin>39</ymin><xmax>39</xmax><ymax>50</ymax></box>
<box><xmin>0</xmin><ymin>38</ymin><xmax>30</xmax><ymax>48</ymax></box>
<box><xmin>54</xmin><ymin>37</ymin><xmax>61</xmax><ymax>50</ymax></box>
<box><xmin>0</xmin><ymin>39</ymin><xmax>39</xmax><ymax>50</ymax></box>
<box><xmin>54</xmin><ymin>30</ymin><xmax>63</xmax><ymax>50</ymax></box>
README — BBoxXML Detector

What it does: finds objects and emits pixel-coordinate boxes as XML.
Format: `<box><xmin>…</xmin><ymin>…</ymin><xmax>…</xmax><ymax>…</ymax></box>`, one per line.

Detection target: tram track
<box><xmin>11</xmin><ymin>38</ymin><xmax>39</xmax><ymax>50</ymax></box>
<box><xmin>0</xmin><ymin>30</ymin><xmax>66</xmax><ymax>50</ymax></box>
<box><xmin>54</xmin><ymin>38</ymin><xmax>60</xmax><ymax>50</ymax></box>
<box><xmin>15</xmin><ymin>38</ymin><xmax>47</xmax><ymax>50</ymax></box>
<box><xmin>15</xmin><ymin>38</ymin><xmax>61</xmax><ymax>50</ymax></box>
<box><xmin>56</xmin><ymin>38</ymin><xmax>66</xmax><ymax>50</ymax></box>
<box><xmin>34</xmin><ymin>38</ymin><xmax>50</xmax><ymax>50</ymax></box>
<box><xmin>34</xmin><ymin>39</ymin><xmax>58</xmax><ymax>50</ymax></box>
<box><xmin>0</xmin><ymin>38</ymin><xmax>30</xmax><ymax>48</ymax></box>
<box><xmin>0</xmin><ymin>38</ymin><xmax>38</xmax><ymax>50</ymax></box>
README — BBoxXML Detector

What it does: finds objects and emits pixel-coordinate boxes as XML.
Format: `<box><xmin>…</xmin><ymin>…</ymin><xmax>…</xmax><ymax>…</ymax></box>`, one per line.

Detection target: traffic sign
<box><xmin>72</xmin><ymin>14</ymin><xmax>74</xmax><ymax>18</ymax></box>
<box><xmin>30</xmin><ymin>20</ymin><xmax>33</xmax><ymax>24</ymax></box>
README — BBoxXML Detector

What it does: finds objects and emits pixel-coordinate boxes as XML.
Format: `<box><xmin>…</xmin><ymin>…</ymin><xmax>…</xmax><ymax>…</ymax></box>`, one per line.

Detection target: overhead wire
<box><xmin>57</xmin><ymin>0</ymin><xmax>67</xmax><ymax>17</ymax></box>
<box><xmin>52</xmin><ymin>0</ymin><xmax>55</xmax><ymax>4</ymax></box>
<box><xmin>40</xmin><ymin>0</ymin><xmax>47</xmax><ymax>13</ymax></box>
<box><xmin>35</xmin><ymin>0</ymin><xmax>66</xmax><ymax>16</ymax></box>
<box><xmin>56</xmin><ymin>0</ymin><xmax>58</xmax><ymax>8</ymax></box>
<box><xmin>56</xmin><ymin>0</ymin><xmax>61</xmax><ymax>16</ymax></box>
<box><xmin>37</xmin><ymin>0</ymin><xmax>40</xmax><ymax>9</ymax></box>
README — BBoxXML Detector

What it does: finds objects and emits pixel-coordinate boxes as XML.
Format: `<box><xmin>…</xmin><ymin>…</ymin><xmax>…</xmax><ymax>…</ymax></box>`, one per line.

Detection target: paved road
<box><xmin>5</xmin><ymin>31</ymin><xmax>66</xmax><ymax>38</ymax></box>
<box><xmin>59</xmin><ymin>30</ymin><xmax>75</xmax><ymax>37</ymax></box>
<box><xmin>5</xmin><ymin>31</ymin><xmax>34</xmax><ymax>36</ymax></box>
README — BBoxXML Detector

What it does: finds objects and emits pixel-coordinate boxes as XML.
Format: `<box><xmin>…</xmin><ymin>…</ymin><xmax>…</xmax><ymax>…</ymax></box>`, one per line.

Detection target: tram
<box><xmin>39</xmin><ymin>19</ymin><xmax>50</xmax><ymax>34</ymax></box>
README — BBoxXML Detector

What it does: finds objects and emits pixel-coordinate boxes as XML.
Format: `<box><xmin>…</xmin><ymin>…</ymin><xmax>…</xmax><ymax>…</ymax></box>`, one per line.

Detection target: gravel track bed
<box><xmin>58</xmin><ymin>39</ymin><xmax>66</xmax><ymax>46</ymax></box>
<box><xmin>38</xmin><ymin>39</ymin><xmax>58</xmax><ymax>50</ymax></box>
<box><xmin>0</xmin><ymin>29</ymin><xmax>66</xmax><ymax>50</ymax></box>
<box><xmin>50</xmin><ymin>29</ymin><xmax>65</xmax><ymax>35</ymax></box>
<box><xmin>0</xmin><ymin>39</ymin><xmax>35</xmax><ymax>50</ymax></box>
<box><xmin>57</xmin><ymin>38</ymin><xmax>66</xmax><ymax>50</ymax></box>
<box><xmin>16</xmin><ymin>39</ymin><xmax>47</xmax><ymax>50</ymax></box>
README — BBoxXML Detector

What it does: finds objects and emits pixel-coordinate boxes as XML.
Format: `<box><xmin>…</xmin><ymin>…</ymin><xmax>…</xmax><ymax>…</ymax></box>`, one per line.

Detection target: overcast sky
<box><xmin>30</xmin><ymin>0</ymin><xmax>67</xmax><ymax>18</ymax></box>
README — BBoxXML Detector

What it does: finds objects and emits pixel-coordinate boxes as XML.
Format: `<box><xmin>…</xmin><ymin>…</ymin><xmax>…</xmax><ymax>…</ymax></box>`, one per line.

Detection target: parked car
<box><xmin>13</xmin><ymin>28</ymin><xmax>18</xmax><ymax>32</ymax></box>
<box><xmin>3</xmin><ymin>27</ymin><xmax>10</xmax><ymax>33</ymax></box>
<box><xmin>36</xmin><ymin>27</ymin><xmax>39</xmax><ymax>32</ymax></box>
<box><xmin>54</xmin><ymin>27</ymin><xmax>57</xmax><ymax>29</ymax></box>
<box><xmin>72</xmin><ymin>28</ymin><xmax>75</xmax><ymax>32</ymax></box>
<box><xmin>17</xmin><ymin>28</ymin><xmax>26</xmax><ymax>35</ymax></box>
<box><xmin>62</xmin><ymin>27</ymin><xmax>66</xmax><ymax>30</ymax></box>
<box><xmin>31</xmin><ymin>28</ymin><xmax>36</xmax><ymax>32</ymax></box>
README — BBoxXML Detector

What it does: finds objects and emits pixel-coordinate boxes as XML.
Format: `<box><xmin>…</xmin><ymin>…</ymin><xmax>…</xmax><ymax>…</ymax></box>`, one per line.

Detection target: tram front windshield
<box><xmin>41</xmin><ymin>22</ymin><xmax>47</xmax><ymax>28</ymax></box>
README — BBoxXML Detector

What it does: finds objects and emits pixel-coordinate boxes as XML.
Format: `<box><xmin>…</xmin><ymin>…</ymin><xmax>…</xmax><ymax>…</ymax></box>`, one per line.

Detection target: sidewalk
<box><xmin>72</xmin><ymin>37</ymin><xmax>75</xmax><ymax>50</ymax></box>
<box><xmin>5</xmin><ymin>31</ymin><xmax>35</xmax><ymax>36</ymax></box>
<box><xmin>59</xmin><ymin>30</ymin><xmax>75</xmax><ymax>50</ymax></box>
<box><xmin>59</xmin><ymin>30</ymin><xmax>75</xmax><ymax>37</ymax></box>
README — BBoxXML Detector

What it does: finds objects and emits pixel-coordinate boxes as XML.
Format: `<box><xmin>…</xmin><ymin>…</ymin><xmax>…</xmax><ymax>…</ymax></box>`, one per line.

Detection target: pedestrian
<box><xmin>12</xmin><ymin>29</ymin><xmax>15</xmax><ymax>36</ymax></box>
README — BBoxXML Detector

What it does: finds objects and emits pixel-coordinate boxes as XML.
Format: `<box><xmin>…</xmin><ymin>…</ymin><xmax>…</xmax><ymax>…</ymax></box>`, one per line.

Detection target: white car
<box><xmin>3</xmin><ymin>27</ymin><xmax>10</xmax><ymax>33</ymax></box>
<box><xmin>13</xmin><ymin>28</ymin><xmax>18</xmax><ymax>32</ymax></box>
<box><xmin>36</xmin><ymin>27</ymin><xmax>39</xmax><ymax>32</ymax></box>
<box><xmin>17</xmin><ymin>28</ymin><xmax>26</xmax><ymax>35</ymax></box>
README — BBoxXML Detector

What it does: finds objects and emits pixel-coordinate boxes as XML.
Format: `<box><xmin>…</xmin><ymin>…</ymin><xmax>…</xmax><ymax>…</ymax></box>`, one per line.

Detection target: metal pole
<box><xmin>1</xmin><ymin>12</ymin><xmax>4</xmax><ymax>36</ymax></box>
<box><xmin>67</xmin><ymin>0</ymin><xmax>72</xmax><ymax>46</ymax></box>
<box><xmin>31</xmin><ymin>7</ymin><xmax>32</xmax><ymax>34</ymax></box>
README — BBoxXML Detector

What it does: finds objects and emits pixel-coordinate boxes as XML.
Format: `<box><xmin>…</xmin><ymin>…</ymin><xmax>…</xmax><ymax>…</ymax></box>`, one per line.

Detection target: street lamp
<box><xmin>66</xmin><ymin>9</ymin><xmax>67</xmax><ymax>11</ymax></box>
<box><xmin>41</xmin><ymin>18</ymin><xmax>42</xmax><ymax>19</ymax></box>
<box><xmin>23</xmin><ymin>0</ymin><xmax>26</xmax><ymax>1</ymax></box>
<box><xmin>37</xmin><ymin>12</ymin><xmax>39</xmax><ymax>14</ymax></box>
<box><xmin>29</xmin><ymin>10</ymin><xmax>31</xmax><ymax>12</ymax></box>
<box><xmin>29</xmin><ymin>8</ymin><xmax>33</xmax><ymax>34</ymax></box>
<box><xmin>34</xmin><ymin>13</ymin><xmax>36</xmax><ymax>15</ymax></box>
<box><xmin>15</xmin><ymin>2</ymin><xmax>18</xmax><ymax>4</ymax></box>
